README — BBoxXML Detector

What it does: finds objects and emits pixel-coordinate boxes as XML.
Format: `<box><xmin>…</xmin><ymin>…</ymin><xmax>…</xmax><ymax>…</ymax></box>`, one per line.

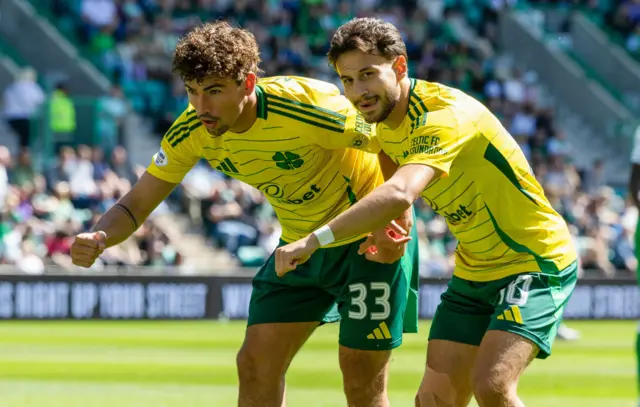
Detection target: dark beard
<box><xmin>364</xmin><ymin>96</ymin><xmax>398</xmax><ymax>124</ymax></box>
<box><xmin>206</xmin><ymin>125</ymin><xmax>229</xmax><ymax>136</ymax></box>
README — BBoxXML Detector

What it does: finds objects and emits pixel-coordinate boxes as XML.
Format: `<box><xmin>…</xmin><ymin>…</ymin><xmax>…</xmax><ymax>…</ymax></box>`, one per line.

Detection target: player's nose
<box><xmin>191</xmin><ymin>95</ymin><xmax>214</xmax><ymax>113</ymax></box>
<box><xmin>354</xmin><ymin>82</ymin><xmax>369</xmax><ymax>98</ymax></box>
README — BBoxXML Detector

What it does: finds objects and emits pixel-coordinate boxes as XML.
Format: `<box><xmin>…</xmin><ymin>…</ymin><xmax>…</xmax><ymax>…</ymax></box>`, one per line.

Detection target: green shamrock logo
<box><xmin>273</xmin><ymin>151</ymin><xmax>304</xmax><ymax>170</ymax></box>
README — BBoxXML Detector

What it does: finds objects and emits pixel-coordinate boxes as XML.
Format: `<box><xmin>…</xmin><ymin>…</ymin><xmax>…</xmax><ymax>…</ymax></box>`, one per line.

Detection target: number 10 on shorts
<box><xmin>498</xmin><ymin>274</ymin><xmax>533</xmax><ymax>306</ymax></box>
<box><xmin>348</xmin><ymin>282</ymin><xmax>390</xmax><ymax>320</ymax></box>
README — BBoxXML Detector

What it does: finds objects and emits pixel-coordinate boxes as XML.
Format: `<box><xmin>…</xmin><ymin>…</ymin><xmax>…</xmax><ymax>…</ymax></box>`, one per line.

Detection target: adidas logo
<box><xmin>367</xmin><ymin>321</ymin><xmax>392</xmax><ymax>340</ymax></box>
<box><xmin>496</xmin><ymin>306</ymin><xmax>524</xmax><ymax>324</ymax></box>
<box><xmin>216</xmin><ymin>158</ymin><xmax>240</xmax><ymax>174</ymax></box>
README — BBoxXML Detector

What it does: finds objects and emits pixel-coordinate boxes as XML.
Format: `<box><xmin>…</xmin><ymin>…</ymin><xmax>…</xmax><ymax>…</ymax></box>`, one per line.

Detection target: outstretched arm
<box><xmin>275</xmin><ymin>164</ymin><xmax>437</xmax><ymax>275</ymax></box>
<box><xmin>321</xmin><ymin>164</ymin><xmax>434</xmax><ymax>244</ymax></box>
<box><xmin>92</xmin><ymin>172</ymin><xmax>177</xmax><ymax>247</ymax></box>
<box><xmin>71</xmin><ymin>106</ymin><xmax>199</xmax><ymax>268</ymax></box>
<box><xmin>71</xmin><ymin>172</ymin><xmax>178</xmax><ymax>268</ymax></box>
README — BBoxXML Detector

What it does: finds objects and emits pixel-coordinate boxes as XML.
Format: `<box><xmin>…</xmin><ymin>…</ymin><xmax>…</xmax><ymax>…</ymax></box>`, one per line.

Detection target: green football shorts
<box><xmin>429</xmin><ymin>260</ymin><xmax>578</xmax><ymax>359</ymax></box>
<box><xmin>248</xmin><ymin>227</ymin><xmax>419</xmax><ymax>351</ymax></box>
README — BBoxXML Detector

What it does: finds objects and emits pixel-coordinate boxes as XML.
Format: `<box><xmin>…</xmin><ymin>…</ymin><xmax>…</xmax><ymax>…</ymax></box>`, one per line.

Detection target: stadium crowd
<box><xmin>603</xmin><ymin>0</ymin><xmax>640</xmax><ymax>57</ymax></box>
<box><xmin>0</xmin><ymin>0</ymin><xmax>635</xmax><ymax>276</ymax></box>
<box><xmin>514</xmin><ymin>0</ymin><xmax>640</xmax><ymax>58</ymax></box>
<box><xmin>0</xmin><ymin>142</ymin><xmax>183</xmax><ymax>273</ymax></box>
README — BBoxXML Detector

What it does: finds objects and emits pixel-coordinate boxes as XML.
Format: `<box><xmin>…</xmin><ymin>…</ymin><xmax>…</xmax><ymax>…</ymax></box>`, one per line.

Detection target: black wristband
<box><xmin>114</xmin><ymin>203</ymin><xmax>139</xmax><ymax>230</ymax></box>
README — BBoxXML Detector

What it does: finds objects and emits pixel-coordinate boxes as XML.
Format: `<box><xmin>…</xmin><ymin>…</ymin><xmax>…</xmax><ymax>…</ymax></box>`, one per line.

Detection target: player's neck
<box><xmin>230</xmin><ymin>91</ymin><xmax>258</xmax><ymax>134</ymax></box>
<box><xmin>381</xmin><ymin>77</ymin><xmax>412</xmax><ymax>130</ymax></box>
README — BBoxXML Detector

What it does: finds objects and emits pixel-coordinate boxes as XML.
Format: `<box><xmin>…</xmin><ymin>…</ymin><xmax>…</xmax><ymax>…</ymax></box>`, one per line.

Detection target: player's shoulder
<box><xmin>257</xmin><ymin>76</ymin><xmax>352</xmax><ymax>133</ymax></box>
<box><xmin>410</xmin><ymin>103</ymin><xmax>459</xmax><ymax>139</ymax></box>
<box><xmin>410</xmin><ymin>78</ymin><xmax>488</xmax><ymax>135</ymax></box>
<box><xmin>410</xmin><ymin>78</ymin><xmax>484</xmax><ymax>114</ymax></box>
<box><xmin>258</xmin><ymin>76</ymin><xmax>341</xmax><ymax>104</ymax></box>
<box><xmin>163</xmin><ymin>105</ymin><xmax>207</xmax><ymax>151</ymax></box>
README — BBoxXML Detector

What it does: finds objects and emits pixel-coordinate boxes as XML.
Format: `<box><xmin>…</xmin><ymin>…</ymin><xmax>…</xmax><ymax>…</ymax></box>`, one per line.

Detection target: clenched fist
<box><xmin>71</xmin><ymin>231</ymin><xmax>107</xmax><ymax>268</ymax></box>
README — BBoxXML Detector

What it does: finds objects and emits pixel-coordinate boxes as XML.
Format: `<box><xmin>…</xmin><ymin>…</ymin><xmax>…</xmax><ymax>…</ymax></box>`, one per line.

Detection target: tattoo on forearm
<box><xmin>114</xmin><ymin>203</ymin><xmax>139</xmax><ymax>230</ymax></box>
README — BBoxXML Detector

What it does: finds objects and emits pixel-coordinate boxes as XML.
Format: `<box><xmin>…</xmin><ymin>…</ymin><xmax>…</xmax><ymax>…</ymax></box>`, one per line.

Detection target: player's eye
<box><xmin>362</xmin><ymin>72</ymin><xmax>373</xmax><ymax>79</ymax></box>
<box><xmin>186</xmin><ymin>88</ymin><xmax>197</xmax><ymax>95</ymax></box>
<box><xmin>342</xmin><ymin>78</ymin><xmax>353</xmax><ymax>85</ymax></box>
<box><xmin>207</xmin><ymin>89</ymin><xmax>221</xmax><ymax>95</ymax></box>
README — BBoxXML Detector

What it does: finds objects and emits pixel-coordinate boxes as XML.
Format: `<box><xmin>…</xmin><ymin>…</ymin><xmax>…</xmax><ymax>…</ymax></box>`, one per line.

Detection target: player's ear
<box><xmin>392</xmin><ymin>56</ymin><xmax>408</xmax><ymax>80</ymax></box>
<box><xmin>244</xmin><ymin>72</ymin><xmax>257</xmax><ymax>96</ymax></box>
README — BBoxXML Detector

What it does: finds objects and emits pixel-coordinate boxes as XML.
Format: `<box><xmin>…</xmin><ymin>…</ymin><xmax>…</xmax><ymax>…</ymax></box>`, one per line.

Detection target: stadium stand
<box><xmin>0</xmin><ymin>0</ymin><xmax>637</xmax><ymax>277</ymax></box>
<box><xmin>0</xmin><ymin>139</ymin><xmax>188</xmax><ymax>273</ymax></box>
<box><xmin>599</xmin><ymin>0</ymin><xmax>640</xmax><ymax>59</ymax></box>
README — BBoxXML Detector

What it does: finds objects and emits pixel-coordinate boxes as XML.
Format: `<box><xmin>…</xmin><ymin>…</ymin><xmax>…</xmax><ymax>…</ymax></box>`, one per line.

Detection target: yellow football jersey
<box><xmin>378</xmin><ymin>79</ymin><xmax>576</xmax><ymax>281</ymax></box>
<box><xmin>147</xmin><ymin>76</ymin><xmax>383</xmax><ymax>246</ymax></box>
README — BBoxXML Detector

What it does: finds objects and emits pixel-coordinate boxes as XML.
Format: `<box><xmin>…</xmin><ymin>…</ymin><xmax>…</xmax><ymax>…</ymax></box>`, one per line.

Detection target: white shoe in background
<box><xmin>557</xmin><ymin>324</ymin><xmax>581</xmax><ymax>341</ymax></box>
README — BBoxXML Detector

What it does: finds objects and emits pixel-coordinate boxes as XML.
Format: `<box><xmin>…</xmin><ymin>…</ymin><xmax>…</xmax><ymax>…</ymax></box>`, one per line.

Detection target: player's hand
<box><xmin>358</xmin><ymin>220</ymin><xmax>412</xmax><ymax>264</ymax></box>
<box><xmin>70</xmin><ymin>231</ymin><xmax>107</xmax><ymax>268</ymax></box>
<box><xmin>275</xmin><ymin>235</ymin><xmax>320</xmax><ymax>277</ymax></box>
<box><xmin>396</xmin><ymin>207</ymin><xmax>414</xmax><ymax>236</ymax></box>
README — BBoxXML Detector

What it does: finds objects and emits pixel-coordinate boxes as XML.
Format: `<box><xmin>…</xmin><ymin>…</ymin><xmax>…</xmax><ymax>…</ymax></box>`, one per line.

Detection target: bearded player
<box><xmin>276</xmin><ymin>18</ymin><xmax>578</xmax><ymax>407</ymax></box>
<box><xmin>69</xmin><ymin>21</ymin><xmax>420</xmax><ymax>407</ymax></box>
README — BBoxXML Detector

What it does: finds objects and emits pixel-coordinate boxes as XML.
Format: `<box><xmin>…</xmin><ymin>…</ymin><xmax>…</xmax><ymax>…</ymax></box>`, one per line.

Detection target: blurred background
<box><xmin>0</xmin><ymin>0</ymin><xmax>638</xmax><ymax>406</ymax></box>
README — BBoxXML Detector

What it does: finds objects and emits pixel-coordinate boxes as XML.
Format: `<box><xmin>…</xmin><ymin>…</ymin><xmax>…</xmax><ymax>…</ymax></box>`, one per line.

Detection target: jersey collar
<box><xmin>255</xmin><ymin>85</ymin><xmax>268</xmax><ymax>120</ymax></box>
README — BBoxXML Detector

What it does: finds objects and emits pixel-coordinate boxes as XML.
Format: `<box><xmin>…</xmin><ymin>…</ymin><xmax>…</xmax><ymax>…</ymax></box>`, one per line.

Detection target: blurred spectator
<box><xmin>109</xmin><ymin>146</ymin><xmax>137</xmax><ymax>185</ymax></box>
<box><xmin>2</xmin><ymin>68</ymin><xmax>45</xmax><ymax>148</ymax></box>
<box><xmin>0</xmin><ymin>146</ymin><xmax>11</xmax><ymax>210</ymax></box>
<box><xmin>49</xmin><ymin>82</ymin><xmax>77</xmax><ymax>153</ymax></box>
<box><xmin>81</xmin><ymin>0</ymin><xmax>118</xmax><ymax>41</ymax></box>
<box><xmin>92</xmin><ymin>146</ymin><xmax>110</xmax><ymax>181</ymax></box>
<box><xmin>10</xmin><ymin>149</ymin><xmax>36</xmax><ymax>188</ymax></box>
<box><xmin>97</xmin><ymin>85</ymin><xmax>128</xmax><ymax>153</ymax></box>
<box><xmin>68</xmin><ymin>144</ymin><xmax>99</xmax><ymax>209</ymax></box>
<box><xmin>0</xmin><ymin>145</ymin><xmax>182</xmax><ymax>273</ymax></box>
<box><xmin>207</xmin><ymin>181</ymin><xmax>259</xmax><ymax>256</ymax></box>
<box><xmin>46</xmin><ymin>146</ymin><xmax>75</xmax><ymax>188</ymax></box>
<box><xmin>547</xmin><ymin>130</ymin><xmax>571</xmax><ymax>157</ymax></box>
<box><xmin>605</xmin><ymin>0</ymin><xmax>640</xmax><ymax>57</ymax></box>
<box><xmin>582</xmin><ymin>159</ymin><xmax>606</xmax><ymax>195</ymax></box>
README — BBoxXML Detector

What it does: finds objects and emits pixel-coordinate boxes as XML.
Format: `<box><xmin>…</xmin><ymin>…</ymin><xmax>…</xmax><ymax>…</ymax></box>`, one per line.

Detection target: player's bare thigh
<box><xmin>339</xmin><ymin>345</ymin><xmax>392</xmax><ymax>407</ymax></box>
<box><xmin>416</xmin><ymin>339</ymin><xmax>479</xmax><ymax>407</ymax></box>
<box><xmin>237</xmin><ymin>322</ymin><xmax>319</xmax><ymax>407</ymax></box>
<box><xmin>471</xmin><ymin>331</ymin><xmax>538</xmax><ymax>407</ymax></box>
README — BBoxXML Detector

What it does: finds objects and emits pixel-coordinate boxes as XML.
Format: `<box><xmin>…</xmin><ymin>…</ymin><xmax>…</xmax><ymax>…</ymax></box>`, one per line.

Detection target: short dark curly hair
<box><xmin>172</xmin><ymin>21</ymin><xmax>261</xmax><ymax>84</ymax></box>
<box><xmin>327</xmin><ymin>18</ymin><xmax>407</xmax><ymax>68</ymax></box>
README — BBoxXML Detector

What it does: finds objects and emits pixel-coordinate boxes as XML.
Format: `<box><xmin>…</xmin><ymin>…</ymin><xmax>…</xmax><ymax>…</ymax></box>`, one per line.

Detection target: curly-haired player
<box><xmin>70</xmin><ymin>21</ymin><xmax>419</xmax><ymax>407</ymax></box>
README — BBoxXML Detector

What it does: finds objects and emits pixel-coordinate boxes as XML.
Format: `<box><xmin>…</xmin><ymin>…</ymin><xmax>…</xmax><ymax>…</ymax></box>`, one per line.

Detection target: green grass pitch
<box><xmin>0</xmin><ymin>320</ymin><xmax>634</xmax><ymax>406</ymax></box>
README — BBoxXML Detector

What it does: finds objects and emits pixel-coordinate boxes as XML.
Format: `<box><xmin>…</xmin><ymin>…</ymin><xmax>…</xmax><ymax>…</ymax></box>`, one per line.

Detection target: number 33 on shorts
<box><xmin>344</xmin><ymin>281</ymin><xmax>403</xmax><ymax>345</ymax></box>
<box><xmin>348</xmin><ymin>282</ymin><xmax>391</xmax><ymax>321</ymax></box>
